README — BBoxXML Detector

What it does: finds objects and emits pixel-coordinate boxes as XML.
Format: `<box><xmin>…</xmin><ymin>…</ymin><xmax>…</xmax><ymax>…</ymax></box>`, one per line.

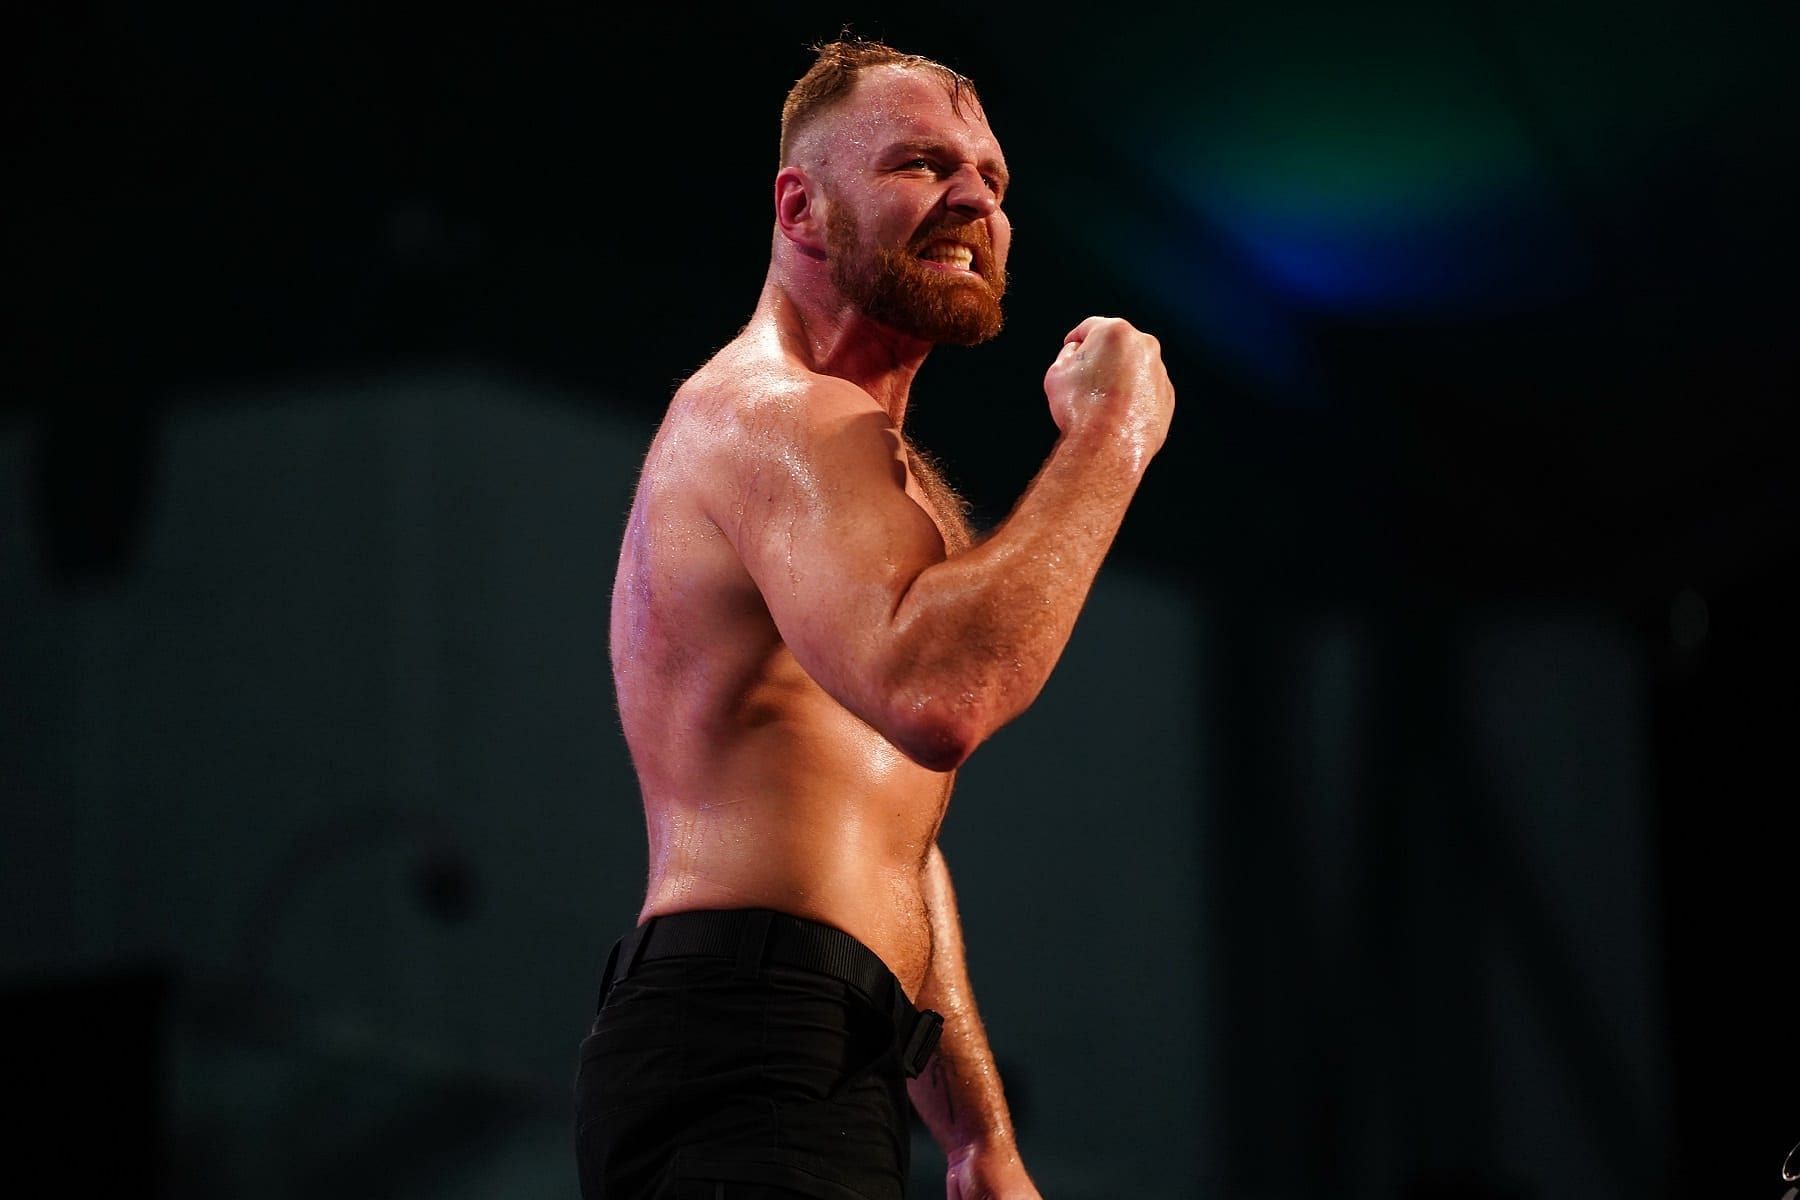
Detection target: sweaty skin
<box><xmin>613</xmin><ymin>343</ymin><xmax>968</xmax><ymax>988</ymax></box>
<box><xmin>608</xmin><ymin>64</ymin><xmax>1172</xmax><ymax>1189</ymax></box>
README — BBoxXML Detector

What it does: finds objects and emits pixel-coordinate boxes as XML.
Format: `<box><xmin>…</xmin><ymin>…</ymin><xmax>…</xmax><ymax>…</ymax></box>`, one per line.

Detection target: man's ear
<box><xmin>775</xmin><ymin>166</ymin><xmax>827</xmax><ymax>258</ymax></box>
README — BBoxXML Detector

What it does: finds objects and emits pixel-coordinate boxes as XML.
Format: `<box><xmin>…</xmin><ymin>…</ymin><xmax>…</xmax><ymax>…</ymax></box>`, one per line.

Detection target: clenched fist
<box><xmin>1043</xmin><ymin>316</ymin><xmax>1175</xmax><ymax>462</ymax></box>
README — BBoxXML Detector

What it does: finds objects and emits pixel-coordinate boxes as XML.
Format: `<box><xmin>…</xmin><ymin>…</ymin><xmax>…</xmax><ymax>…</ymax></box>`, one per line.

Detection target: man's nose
<box><xmin>944</xmin><ymin>164</ymin><xmax>999</xmax><ymax>217</ymax></box>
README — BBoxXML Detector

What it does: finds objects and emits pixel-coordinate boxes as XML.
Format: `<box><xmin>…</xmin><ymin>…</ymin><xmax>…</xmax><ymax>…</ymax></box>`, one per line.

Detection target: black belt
<box><xmin>597</xmin><ymin>908</ymin><xmax>945</xmax><ymax>1079</ymax></box>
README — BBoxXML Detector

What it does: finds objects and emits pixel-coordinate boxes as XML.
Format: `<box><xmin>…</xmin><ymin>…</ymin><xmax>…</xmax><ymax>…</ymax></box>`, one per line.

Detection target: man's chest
<box><xmin>902</xmin><ymin>443</ymin><xmax>973</xmax><ymax>555</ymax></box>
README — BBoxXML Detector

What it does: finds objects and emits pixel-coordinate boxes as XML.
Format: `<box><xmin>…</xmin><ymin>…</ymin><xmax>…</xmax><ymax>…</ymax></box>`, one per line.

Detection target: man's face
<box><xmin>810</xmin><ymin>67</ymin><xmax>1012</xmax><ymax>345</ymax></box>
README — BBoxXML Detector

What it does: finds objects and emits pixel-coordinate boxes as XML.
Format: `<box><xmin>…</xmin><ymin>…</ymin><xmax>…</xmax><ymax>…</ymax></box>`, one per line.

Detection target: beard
<box><xmin>826</xmin><ymin>201</ymin><xmax>1007</xmax><ymax>346</ymax></box>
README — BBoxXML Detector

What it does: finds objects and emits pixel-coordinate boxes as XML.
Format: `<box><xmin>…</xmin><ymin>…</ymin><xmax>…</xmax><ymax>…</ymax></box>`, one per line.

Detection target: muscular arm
<box><xmin>908</xmin><ymin>843</ymin><xmax>1035</xmax><ymax>1192</ymax></box>
<box><xmin>718</xmin><ymin>320</ymin><xmax>1173</xmax><ymax>771</ymax></box>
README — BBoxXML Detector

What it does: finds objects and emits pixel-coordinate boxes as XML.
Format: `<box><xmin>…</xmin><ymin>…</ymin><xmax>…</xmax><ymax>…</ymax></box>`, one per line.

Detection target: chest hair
<box><xmin>904</xmin><ymin>440</ymin><xmax>974</xmax><ymax>556</ymax></box>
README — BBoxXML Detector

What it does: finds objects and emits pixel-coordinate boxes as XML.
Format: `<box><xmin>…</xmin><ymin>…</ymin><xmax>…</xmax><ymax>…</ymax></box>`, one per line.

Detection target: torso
<box><xmin>609</xmin><ymin>336</ymin><xmax>971</xmax><ymax>998</ymax></box>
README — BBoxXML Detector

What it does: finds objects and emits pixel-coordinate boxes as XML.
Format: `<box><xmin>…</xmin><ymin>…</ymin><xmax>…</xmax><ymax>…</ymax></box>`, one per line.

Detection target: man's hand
<box><xmin>1043</xmin><ymin>316</ymin><xmax>1175</xmax><ymax>465</ymax></box>
<box><xmin>946</xmin><ymin>1143</ymin><xmax>1043</xmax><ymax>1200</ymax></box>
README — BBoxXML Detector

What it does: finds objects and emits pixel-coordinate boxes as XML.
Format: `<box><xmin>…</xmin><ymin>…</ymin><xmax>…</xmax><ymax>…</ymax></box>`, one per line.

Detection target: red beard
<box><xmin>827</xmin><ymin>205</ymin><xmax>1006</xmax><ymax>346</ymax></box>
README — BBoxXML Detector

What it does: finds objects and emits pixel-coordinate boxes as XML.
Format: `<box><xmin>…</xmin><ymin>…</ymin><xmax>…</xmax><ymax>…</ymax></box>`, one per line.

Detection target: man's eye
<box><xmin>902</xmin><ymin>158</ymin><xmax>933</xmax><ymax>170</ymax></box>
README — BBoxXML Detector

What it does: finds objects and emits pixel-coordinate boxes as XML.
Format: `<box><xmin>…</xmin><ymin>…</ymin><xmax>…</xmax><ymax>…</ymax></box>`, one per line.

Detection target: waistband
<box><xmin>597</xmin><ymin>907</ymin><xmax>944</xmax><ymax>1079</ymax></box>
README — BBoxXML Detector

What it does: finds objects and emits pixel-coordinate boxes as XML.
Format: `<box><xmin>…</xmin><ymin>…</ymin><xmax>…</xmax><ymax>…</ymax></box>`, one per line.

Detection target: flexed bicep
<box><xmin>709</xmin><ymin>381</ymin><xmax>955</xmax><ymax>759</ymax></box>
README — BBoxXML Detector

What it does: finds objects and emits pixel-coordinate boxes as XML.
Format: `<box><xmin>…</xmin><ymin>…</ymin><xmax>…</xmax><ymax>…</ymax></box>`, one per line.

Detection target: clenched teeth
<box><xmin>918</xmin><ymin>242</ymin><xmax>975</xmax><ymax>270</ymax></box>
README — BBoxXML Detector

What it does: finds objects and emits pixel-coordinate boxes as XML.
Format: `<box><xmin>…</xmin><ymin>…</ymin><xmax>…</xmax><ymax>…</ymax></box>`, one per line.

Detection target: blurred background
<box><xmin>4</xmin><ymin>2</ymin><xmax>1796</xmax><ymax>1196</ymax></box>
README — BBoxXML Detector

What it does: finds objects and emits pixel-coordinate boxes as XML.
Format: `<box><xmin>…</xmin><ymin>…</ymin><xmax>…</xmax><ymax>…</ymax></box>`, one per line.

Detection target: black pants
<box><xmin>574</xmin><ymin>915</ymin><xmax>923</xmax><ymax>1199</ymax></box>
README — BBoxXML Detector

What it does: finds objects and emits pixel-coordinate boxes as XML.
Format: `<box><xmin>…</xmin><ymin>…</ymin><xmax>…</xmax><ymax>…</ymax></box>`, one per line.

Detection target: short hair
<box><xmin>779</xmin><ymin>38</ymin><xmax>979</xmax><ymax>166</ymax></box>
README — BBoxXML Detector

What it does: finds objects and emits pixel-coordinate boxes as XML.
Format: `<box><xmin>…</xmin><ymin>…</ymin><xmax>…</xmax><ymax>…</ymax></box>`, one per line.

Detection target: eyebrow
<box><xmin>882</xmin><ymin>139</ymin><xmax>1011</xmax><ymax>190</ymax></box>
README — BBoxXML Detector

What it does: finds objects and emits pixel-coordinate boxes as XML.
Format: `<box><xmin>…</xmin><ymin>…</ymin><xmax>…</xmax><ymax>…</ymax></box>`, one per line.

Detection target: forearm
<box><xmin>906</xmin><ymin>843</ymin><xmax>1025</xmax><ymax>1159</ymax></box>
<box><xmin>887</xmin><ymin>423</ymin><xmax>1151</xmax><ymax>761</ymax></box>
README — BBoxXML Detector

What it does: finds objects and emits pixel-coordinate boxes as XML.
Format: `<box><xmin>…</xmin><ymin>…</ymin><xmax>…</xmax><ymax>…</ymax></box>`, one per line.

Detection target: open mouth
<box><xmin>915</xmin><ymin>239</ymin><xmax>978</xmax><ymax>274</ymax></box>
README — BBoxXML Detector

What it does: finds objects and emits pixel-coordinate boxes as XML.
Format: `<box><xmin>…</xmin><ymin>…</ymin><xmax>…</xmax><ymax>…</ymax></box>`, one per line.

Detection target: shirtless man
<box><xmin>575</xmin><ymin>40</ymin><xmax>1174</xmax><ymax>1200</ymax></box>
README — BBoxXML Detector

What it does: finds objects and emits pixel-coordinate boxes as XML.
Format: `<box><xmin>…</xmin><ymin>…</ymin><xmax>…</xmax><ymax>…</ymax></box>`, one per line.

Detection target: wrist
<box><xmin>1056</xmin><ymin>415</ymin><xmax>1158</xmax><ymax>478</ymax></box>
<box><xmin>947</xmin><ymin>1139</ymin><xmax>1038</xmax><ymax>1196</ymax></box>
<box><xmin>946</xmin><ymin>1128</ymin><xmax>1022</xmax><ymax>1163</ymax></box>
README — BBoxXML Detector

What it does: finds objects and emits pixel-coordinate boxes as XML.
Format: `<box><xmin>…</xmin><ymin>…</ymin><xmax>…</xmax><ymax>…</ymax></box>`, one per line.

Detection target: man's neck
<box><xmin>753</xmin><ymin>270</ymin><xmax>931</xmax><ymax>427</ymax></box>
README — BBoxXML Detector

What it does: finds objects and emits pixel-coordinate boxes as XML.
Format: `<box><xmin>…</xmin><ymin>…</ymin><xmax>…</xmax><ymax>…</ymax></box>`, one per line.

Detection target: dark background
<box><xmin>5</xmin><ymin>2</ymin><xmax>1796</xmax><ymax>1196</ymax></box>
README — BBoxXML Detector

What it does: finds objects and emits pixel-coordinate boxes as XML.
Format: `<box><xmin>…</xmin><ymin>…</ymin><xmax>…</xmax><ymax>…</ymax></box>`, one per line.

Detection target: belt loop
<box><xmin>734</xmin><ymin>910</ymin><xmax>774</xmax><ymax>980</ymax></box>
<box><xmin>902</xmin><ymin>1008</ymin><xmax>945</xmax><ymax>1078</ymax></box>
<box><xmin>596</xmin><ymin>938</ymin><xmax>624</xmax><ymax>1011</ymax></box>
<box><xmin>613</xmin><ymin>919</ymin><xmax>655</xmax><ymax>991</ymax></box>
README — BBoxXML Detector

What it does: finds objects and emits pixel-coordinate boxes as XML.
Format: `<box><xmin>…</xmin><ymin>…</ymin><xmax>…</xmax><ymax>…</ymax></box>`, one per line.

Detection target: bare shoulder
<box><xmin>682</xmin><ymin>340</ymin><xmax>881</xmax><ymax>443</ymax></box>
<box><xmin>666</xmin><ymin>341</ymin><xmax>894</xmax><ymax>517</ymax></box>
